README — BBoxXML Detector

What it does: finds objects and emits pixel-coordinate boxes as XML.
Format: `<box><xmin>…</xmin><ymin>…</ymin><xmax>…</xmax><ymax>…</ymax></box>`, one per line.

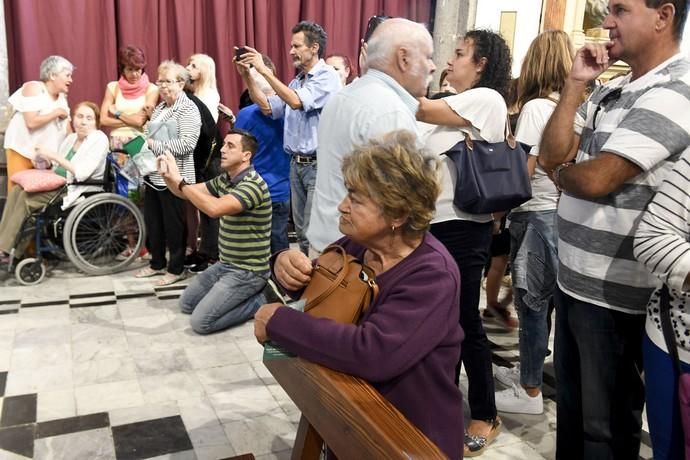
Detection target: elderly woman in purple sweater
<box><xmin>254</xmin><ymin>130</ymin><xmax>464</xmax><ymax>459</ymax></box>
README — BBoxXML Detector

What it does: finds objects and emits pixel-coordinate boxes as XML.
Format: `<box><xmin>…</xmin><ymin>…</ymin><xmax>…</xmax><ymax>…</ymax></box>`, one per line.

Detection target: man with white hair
<box><xmin>234</xmin><ymin>55</ymin><xmax>291</xmax><ymax>253</ymax></box>
<box><xmin>306</xmin><ymin>18</ymin><xmax>436</xmax><ymax>253</ymax></box>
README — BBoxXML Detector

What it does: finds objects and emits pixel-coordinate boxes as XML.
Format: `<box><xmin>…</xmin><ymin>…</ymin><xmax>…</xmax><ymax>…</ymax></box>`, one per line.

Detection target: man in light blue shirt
<box><xmin>237</xmin><ymin>21</ymin><xmax>341</xmax><ymax>254</ymax></box>
<box><xmin>307</xmin><ymin>18</ymin><xmax>436</xmax><ymax>252</ymax></box>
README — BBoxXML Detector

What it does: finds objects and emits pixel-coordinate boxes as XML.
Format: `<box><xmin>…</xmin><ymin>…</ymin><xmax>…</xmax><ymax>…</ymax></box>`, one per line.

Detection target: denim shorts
<box><xmin>509</xmin><ymin>210</ymin><xmax>558</xmax><ymax>312</ymax></box>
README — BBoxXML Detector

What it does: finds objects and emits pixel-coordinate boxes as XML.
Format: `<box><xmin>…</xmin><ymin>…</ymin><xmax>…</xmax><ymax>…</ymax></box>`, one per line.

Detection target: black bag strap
<box><xmin>660</xmin><ymin>284</ymin><xmax>684</xmax><ymax>377</ymax></box>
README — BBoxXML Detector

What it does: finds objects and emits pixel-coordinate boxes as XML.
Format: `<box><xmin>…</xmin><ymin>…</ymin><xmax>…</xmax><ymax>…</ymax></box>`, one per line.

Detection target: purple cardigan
<box><xmin>267</xmin><ymin>233</ymin><xmax>464</xmax><ymax>459</ymax></box>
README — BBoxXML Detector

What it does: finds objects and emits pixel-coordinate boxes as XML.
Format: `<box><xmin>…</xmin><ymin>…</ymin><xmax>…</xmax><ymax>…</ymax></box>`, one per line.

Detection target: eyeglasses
<box><xmin>592</xmin><ymin>87</ymin><xmax>622</xmax><ymax>130</ymax></box>
<box><xmin>155</xmin><ymin>79</ymin><xmax>181</xmax><ymax>86</ymax></box>
<box><xmin>363</xmin><ymin>15</ymin><xmax>392</xmax><ymax>43</ymax></box>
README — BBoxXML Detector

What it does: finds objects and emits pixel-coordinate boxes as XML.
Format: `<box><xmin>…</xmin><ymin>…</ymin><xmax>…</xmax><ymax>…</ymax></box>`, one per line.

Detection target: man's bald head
<box><xmin>364</xmin><ymin>18</ymin><xmax>435</xmax><ymax>97</ymax></box>
<box><xmin>366</xmin><ymin>18</ymin><xmax>432</xmax><ymax>70</ymax></box>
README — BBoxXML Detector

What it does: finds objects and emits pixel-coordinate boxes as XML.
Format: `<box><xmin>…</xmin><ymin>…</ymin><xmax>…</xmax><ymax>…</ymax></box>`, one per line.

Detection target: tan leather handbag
<box><xmin>300</xmin><ymin>245</ymin><xmax>379</xmax><ymax>324</ymax></box>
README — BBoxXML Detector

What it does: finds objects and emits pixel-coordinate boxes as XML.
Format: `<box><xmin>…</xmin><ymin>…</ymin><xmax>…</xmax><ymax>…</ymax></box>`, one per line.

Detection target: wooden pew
<box><xmin>263</xmin><ymin>355</ymin><xmax>447</xmax><ymax>460</ymax></box>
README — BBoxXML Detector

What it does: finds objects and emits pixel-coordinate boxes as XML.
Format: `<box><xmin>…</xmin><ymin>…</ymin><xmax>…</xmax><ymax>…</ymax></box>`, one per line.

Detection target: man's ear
<box><xmin>396</xmin><ymin>47</ymin><xmax>410</xmax><ymax>71</ymax></box>
<box><xmin>656</xmin><ymin>3</ymin><xmax>675</xmax><ymax>33</ymax></box>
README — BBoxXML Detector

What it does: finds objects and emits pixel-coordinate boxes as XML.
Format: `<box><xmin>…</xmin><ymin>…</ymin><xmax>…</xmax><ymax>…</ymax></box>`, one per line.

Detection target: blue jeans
<box><xmin>554</xmin><ymin>288</ymin><xmax>645</xmax><ymax>460</ymax></box>
<box><xmin>271</xmin><ymin>200</ymin><xmax>290</xmax><ymax>254</ymax></box>
<box><xmin>290</xmin><ymin>158</ymin><xmax>316</xmax><ymax>254</ymax></box>
<box><xmin>509</xmin><ymin>210</ymin><xmax>558</xmax><ymax>388</ymax></box>
<box><xmin>180</xmin><ymin>261</ymin><xmax>267</xmax><ymax>334</ymax></box>
<box><xmin>643</xmin><ymin>333</ymin><xmax>690</xmax><ymax>460</ymax></box>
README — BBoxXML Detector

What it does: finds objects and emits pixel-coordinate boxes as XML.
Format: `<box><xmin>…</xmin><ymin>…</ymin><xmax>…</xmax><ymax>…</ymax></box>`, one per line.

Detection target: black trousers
<box><xmin>144</xmin><ymin>185</ymin><xmax>186</xmax><ymax>275</ymax></box>
<box><xmin>431</xmin><ymin>219</ymin><xmax>496</xmax><ymax>421</ymax></box>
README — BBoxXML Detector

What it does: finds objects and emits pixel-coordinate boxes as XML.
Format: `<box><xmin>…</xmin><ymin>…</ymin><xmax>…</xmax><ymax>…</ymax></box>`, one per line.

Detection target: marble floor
<box><xmin>0</xmin><ymin>261</ymin><xmax>654</xmax><ymax>460</ymax></box>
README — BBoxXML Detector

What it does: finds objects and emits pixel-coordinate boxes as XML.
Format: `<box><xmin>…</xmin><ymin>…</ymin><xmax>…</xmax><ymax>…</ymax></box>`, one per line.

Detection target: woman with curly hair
<box><xmin>417</xmin><ymin>29</ymin><xmax>512</xmax><ymax>457</ymax></box>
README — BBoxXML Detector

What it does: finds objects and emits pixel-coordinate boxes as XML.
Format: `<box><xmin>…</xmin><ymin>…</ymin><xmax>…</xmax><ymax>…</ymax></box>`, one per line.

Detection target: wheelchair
<box><xmin>4</xmin><ymin>153</ymin><xmax>146</xmax><ymax>285</ymax></box>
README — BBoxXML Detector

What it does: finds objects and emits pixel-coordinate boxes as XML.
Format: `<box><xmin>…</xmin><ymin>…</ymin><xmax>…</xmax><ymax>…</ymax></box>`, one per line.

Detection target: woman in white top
<box><xmin>0</xmin><ymin>102</ymin><xmax>108</xmax><ymax>260</ymax></box>
<box><xmin>416</xmin><ymin>29</ymin><xmax>512</xmax><ymax>457</ymax></box>
<box><xmin>492</xmin><ymin>30</ymin><xmax>574</xmax><ymax>417</ymax></box>
<box><xmin>4</xmin><ymin>55</ymin><xmax>73</xmax><ymax>192</ymax></box>
<box><xmin>100</xmin><ymin>45</ymin><xmax>159</xmax><ymax>149</ymax></box>
<box><xmin>186</xmin><ymin>54</ymin><xmax>220</xmax><ymax>122</ymax></box>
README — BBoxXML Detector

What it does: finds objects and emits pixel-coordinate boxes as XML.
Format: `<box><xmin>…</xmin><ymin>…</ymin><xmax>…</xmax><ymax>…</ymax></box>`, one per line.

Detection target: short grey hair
<box><xmin>157</xmin><ymin>60</ymin><xmax>190</xmax><ymax>84</ymax></box>
<box><xmin>39</xmin><ymin>55</ymin><xmax>74</xmax><ymax>81</ymax></box>
<box><xmin>366</xmin><ymin>18</ymin><xmax>431</xmax><ymax>71</ymax></box>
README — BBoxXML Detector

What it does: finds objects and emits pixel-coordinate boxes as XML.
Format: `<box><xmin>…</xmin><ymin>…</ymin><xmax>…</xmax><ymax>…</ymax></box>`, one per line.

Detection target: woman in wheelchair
<box><xmin>0</xmin><ymin>101</ymin><xmax>109</xmax><ymax>263</ymax></box>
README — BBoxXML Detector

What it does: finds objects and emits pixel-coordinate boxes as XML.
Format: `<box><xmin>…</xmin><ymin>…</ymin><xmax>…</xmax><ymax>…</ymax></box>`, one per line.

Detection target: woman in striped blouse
<box><xmin>136</xmin><ymin>61</ymin><xmax>201</xmax><ymax>286</ymax></box>
<box><xmin>634</xmin><ymin>148</ymin><xmax>690</xmax><ymax>460</ymax></box>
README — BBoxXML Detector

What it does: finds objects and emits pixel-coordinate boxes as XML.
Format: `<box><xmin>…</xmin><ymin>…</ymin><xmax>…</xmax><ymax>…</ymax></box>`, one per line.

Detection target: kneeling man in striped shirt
<box><xmin>159</xmin><ymin>128</ymin><xmax>272</xmax><ymax>334</ymax></box>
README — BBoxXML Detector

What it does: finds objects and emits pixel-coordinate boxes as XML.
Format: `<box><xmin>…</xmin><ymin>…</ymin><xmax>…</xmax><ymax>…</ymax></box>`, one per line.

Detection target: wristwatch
<box><xmin>114</xmin><ymin>110</ymin><xmax>122</xmax><ymax>119</ymax></box>
<box><xmin>178</xmin><ymin>178</ymin><xmax>188</xmax><ymax>192</ymax></box>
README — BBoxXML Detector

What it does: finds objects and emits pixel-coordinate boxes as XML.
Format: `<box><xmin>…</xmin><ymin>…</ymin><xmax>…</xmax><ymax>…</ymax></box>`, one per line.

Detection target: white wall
<box><xmin>473</xmin><ymin>0</ymin><xmax>543</xmax><ymax>77</ymax></box>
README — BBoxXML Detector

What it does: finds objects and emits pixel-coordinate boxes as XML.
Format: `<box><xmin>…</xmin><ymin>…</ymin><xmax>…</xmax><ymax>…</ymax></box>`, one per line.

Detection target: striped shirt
<box><xmin>146</xmin><ymin>92</ymin><xmax>201</xmax><ymax>187</ymax></box>
<box><xmin>634</xmin><ymin>151</ymin><xmax>690</xmax><ymax>360</ymax></box>
<box><xmin>558</xmin><ymin>54</ymin><xmax>690</xmax><ymax>314</ymax></box>
<box><xmin>206</xmin><ymin>167</ymin><xmax>271</xmax><ymax>273</ymax></box>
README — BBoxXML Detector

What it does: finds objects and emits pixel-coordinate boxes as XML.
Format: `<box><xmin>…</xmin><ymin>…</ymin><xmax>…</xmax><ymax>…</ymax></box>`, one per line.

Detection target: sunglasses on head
<box><xmin>363</xmin><ymin>15</ymin><xmax>392</xmax><ymax>43</ymax></box>
<box><xmin>593</xmin><ymin>87</ymin><xmax>622</xmax><ymax>131</ymax></box>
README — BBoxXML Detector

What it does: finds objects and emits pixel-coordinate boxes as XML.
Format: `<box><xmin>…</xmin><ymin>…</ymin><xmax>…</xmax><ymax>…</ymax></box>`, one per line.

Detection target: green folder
<box><xmin>122</xmin><ymin>135</ymin><xmax>146</xmax><ymax>156</ymax></box>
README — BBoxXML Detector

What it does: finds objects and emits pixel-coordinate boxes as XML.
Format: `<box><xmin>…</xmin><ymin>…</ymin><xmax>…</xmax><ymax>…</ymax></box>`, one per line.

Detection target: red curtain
<box><xmin>5</xmin><ymin>0</ymin><xmax>432</xmax><ymax>115</ymax></box>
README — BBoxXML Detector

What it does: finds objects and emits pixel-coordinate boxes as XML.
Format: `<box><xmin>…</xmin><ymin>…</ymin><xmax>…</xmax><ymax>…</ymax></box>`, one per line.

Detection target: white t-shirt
<box><xmin>4</xmin><ymin>82</ymin><xmax>69</xmax><ymax>159</ymax></box>
<box><xmin>423</xmin><ymin>87</ymin><xmax>508</xmax><ymax>224</ymax></box>
<box><xmin>196</xmin><ymin>88</ymin><xmax>220</xmax><ymax>123</ymax></box>
<box><xmin>513</xmin><ymin>97</ymin><xmax>560</xmax><ymax>212</ymax></box>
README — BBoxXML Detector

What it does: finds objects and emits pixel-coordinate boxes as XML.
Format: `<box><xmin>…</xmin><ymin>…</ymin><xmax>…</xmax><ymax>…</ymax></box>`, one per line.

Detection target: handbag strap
<box><xmin>660</xmin><ymin>284</ymin><xmax>684</xmax><ymax>377</ymax></box>
<box><xmin>462</xmin><ymin>115</ymin><xmax>518</xmax><ymax>151</ymax></box>
<box><xmin>304</xmin><ymin>245</ymin><xmax>350</xmax><ymax>310</ymax></box>
<box><xmin>504</xmin><ymin>115</ymin><xmax>518</xmax><ymax>149</ymax></box>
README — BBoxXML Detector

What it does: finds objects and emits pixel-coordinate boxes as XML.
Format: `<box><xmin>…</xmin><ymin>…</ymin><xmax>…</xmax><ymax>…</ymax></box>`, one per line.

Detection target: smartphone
<box><xmin>218</xmin><ymin>103</ymin><xmax>234</xmax><ymax>119</ymax></box>
<box><xmin>235</xmin><ymin>47</ymin><xmax>249</xmax><ymax>60</ymax></box>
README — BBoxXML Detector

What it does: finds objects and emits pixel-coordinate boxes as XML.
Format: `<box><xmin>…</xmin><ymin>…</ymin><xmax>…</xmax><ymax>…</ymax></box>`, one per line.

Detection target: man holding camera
<box><xmin>235</xmin><ymin>21</ymin><xmax>341</xmax><ymax>255</ymax></box>
<box><xmin>158</xmin><ymin>129</ymin><xmax>272</xmax><ymax>335</ymax></box>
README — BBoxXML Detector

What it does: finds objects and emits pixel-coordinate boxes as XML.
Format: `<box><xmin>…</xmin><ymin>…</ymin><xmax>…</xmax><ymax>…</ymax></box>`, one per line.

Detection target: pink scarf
<box><xmin>117</xmin><ymin>73</ymin><xmax>150</xmax><ymax>99</ymax></box>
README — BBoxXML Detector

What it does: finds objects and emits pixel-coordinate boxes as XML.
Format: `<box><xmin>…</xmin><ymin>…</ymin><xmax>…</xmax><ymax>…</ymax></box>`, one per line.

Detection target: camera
<box><xmin>235</xmin><ymin>47</ymin><xmax>249</xmax><ymax>60</ymax></box>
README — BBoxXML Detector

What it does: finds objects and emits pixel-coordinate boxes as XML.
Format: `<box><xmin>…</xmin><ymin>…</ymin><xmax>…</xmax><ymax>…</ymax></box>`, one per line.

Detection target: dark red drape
<box><xmin>5</xmin><ymin>0</ymin><xmax>432</xmax><ymax>115</ymax></box>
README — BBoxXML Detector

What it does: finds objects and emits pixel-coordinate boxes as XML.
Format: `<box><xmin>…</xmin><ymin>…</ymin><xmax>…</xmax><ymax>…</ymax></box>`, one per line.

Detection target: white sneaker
<box><xmin>495</xmin><ymin>384</ymin><xmax>543</xmax><ymax>415</ymax></box>
<box><xmin>494</xmin><ymin>363</ymin><xmax>520</xmax><ymax>387</ymax></box>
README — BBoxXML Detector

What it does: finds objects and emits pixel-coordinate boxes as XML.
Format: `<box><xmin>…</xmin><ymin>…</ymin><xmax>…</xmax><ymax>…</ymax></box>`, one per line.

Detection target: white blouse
<box><xmin>4</xmin><ymin>82</ymin><xmax>70</xmax><ymax>159</ymax></box>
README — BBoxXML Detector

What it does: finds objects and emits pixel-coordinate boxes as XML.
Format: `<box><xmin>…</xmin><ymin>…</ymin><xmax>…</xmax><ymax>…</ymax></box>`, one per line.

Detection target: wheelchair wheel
<box><xmin>15</xmin><ymin>258</ymin><xmax>46</xmax><ymax>285</ymax></box>
<box><xmin>63</xmin><ymin>193</ymin><xmax>145</xmax><ymax>275</ymax></box>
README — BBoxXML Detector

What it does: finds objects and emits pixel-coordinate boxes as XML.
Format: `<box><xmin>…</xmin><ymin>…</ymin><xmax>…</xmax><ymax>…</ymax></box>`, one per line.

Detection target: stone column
<box><xmin>430</xmin><ymin>0</ymin><xmax>476</xmax><ymax>92</ymax></box>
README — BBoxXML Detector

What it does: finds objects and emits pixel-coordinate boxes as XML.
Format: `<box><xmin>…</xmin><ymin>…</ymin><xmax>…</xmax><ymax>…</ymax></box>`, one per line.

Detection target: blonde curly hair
<box><xmin>342</xmin><ymin>130</ymin><xmax>440</xmax><ymax>239</ymax></box>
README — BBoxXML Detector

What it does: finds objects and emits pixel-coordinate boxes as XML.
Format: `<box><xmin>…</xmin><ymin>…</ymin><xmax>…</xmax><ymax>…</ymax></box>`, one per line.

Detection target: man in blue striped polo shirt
<box><xmin>158</xmin><ymin>129</ymin><xmax>272</xmax><ymax>334</ymax></box>
<box><xmin>539</xmin><ymin>0</ymin><xmax>690</xmax><ymax>458</ymax></box>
